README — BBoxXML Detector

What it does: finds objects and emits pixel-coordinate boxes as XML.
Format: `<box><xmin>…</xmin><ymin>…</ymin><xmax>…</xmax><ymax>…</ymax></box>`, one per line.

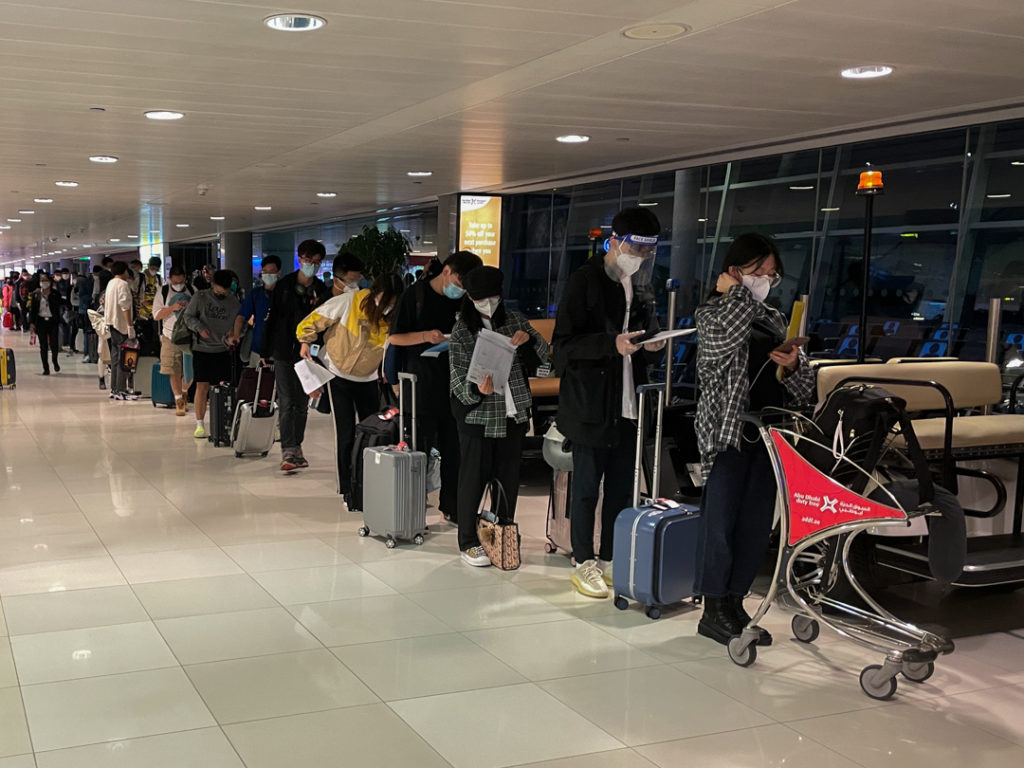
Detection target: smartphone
<box><xmin>310</xmin><ymin>343</ymin><xmax>321</xmax><ymax>357</ymax></box>
<box><xmin>773</xmin><ymin>335</ymin><xmax>809</xmax><ymax>354</ymax></box>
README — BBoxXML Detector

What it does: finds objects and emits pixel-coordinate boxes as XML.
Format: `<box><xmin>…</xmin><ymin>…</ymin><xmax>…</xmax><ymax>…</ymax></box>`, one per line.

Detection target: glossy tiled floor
<box><xmin>2</xmin><ymin>326</ymin><xmax>1024</xmax><ymax>768</ymax></box>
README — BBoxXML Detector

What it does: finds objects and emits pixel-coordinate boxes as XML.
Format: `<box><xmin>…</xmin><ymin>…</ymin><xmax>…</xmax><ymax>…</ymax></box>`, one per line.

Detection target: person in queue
<box><xmin>552</xmin><ymin>206</ymin><xmax>664</xmax><ymax>598</ymax></box>
<box><xmin>330</xmin><ymin>252</ymin><xmax>364</xmax><ymax>296</ymax></box>
<box><xmin>296</xmin><ymin>272</ymin><xmax>405</xmax><ymax>497</ymax></box>
<box><xmin>233</xmin><ymin>255</ymin><xmax>281</xmax><ymax>368</ymax></box>
<box><xmin>449</xmin><ymin>266</ymin><xmax>549</xmax><ymax>566</ymax></box>
<box><xmin>693</xmin><ymin>232</ymin><xmax>814</xmax><ymax>646</ymax></box>
<box><xmin>151</xmin><ymin>266</ymin><xmax>195</xmax><ymax>415</ymax></box>
<box><xmin>28</xmin><ymin>272</ymin><xmax>62</xmax><ymax>375</ymax></box>
<box><xmin>388</xmin><ymin>250</ymin><xmax>483</xmax><ymax>524</ymax></box>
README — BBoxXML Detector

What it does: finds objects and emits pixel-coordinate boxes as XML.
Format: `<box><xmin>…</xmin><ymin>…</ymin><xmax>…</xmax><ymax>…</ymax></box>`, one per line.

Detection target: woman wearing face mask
<box><xmin>28</xmin><ymin>272</ymin><xmax>63</xmax><ymax>375</ymax></box>
<box><xmin>693</xmin><ymin>232</ymin><xmax>814</xmax><ymax>646</ymax></box>
<box><xmin>449</xmin><ymin>266</ymin><xmax>549</xmax><ymax>566</ymax></box>
<box><xmin>297</xmin><ymin>273</ymin><xmax>405</xmax><ymax>498</ymax></box>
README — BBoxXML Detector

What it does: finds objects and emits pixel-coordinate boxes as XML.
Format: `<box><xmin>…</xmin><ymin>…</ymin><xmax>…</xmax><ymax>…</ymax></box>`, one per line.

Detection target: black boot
<box><xmin>697</xmin><ymin>596</ymin><xmax>745</xmax><ymax>646</ymax></box>
<box><xmin>728</xmin><ymin>595</ymin><xmax>773</xmax><ymax>646</ymax></box>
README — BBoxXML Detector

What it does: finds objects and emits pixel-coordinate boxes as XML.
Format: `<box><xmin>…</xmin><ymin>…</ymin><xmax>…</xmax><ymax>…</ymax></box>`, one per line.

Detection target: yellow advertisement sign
<box><xmin>458</xmin><ymin>195</ymin><xmax>501</xmax><ymax>267</ymax></box>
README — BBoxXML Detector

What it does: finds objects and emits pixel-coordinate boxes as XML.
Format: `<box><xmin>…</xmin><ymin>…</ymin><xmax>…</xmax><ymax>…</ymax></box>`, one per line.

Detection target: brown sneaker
<box><xmin>175</xmin><ymin>397</ymin><xmax>187</xmax><ymax>417</ymax></box>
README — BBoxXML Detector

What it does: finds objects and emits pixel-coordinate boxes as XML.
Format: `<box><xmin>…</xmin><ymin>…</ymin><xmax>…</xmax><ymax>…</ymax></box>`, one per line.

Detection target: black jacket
<box><xmin>28</xmin><ymin>289</ymin><xmax>62</xmax><ymax>326</ymax></box>
<box><xmin>261</xmin><ymin>271</ymin><xmax>329</xmax><ymax>363</ymax></box>
<box><xmin>552</xmin><ymin>255</ymin><xmax>659</xmax><ymax>447</ymax></box>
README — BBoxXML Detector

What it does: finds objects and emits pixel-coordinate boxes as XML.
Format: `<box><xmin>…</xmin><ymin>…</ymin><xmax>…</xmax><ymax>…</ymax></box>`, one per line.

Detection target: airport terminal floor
<box><xmin>1</xmin><ymin>327</ymin><xmax>1023</xmax><ymax>768</ymax></box>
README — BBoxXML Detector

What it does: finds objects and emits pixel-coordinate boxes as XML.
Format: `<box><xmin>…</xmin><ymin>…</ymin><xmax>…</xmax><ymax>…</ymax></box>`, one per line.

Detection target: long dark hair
<box><xmin>360</xmin><ymin>273</ymin><xmax>405</xmax><ymax>330</ymax></box>
<box><xmin>460</xmin><ymin>294</ymin><xmax>507</xmax><ymax>334</ymax></box>
<box><xmin>709</xmin><ymin>232</ymin><xmax>783</xmax><ymax>298</ymax></box>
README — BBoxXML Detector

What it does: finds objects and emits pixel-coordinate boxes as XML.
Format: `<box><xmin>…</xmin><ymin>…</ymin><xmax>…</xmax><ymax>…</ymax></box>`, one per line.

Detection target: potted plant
<box><xmin>341</xmin><ymin>225</ymin><xmax>411</xmax><ymax>280</ymax></box>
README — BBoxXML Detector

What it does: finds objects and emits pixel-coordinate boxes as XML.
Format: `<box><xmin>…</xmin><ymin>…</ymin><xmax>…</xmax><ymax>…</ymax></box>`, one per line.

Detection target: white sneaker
<box><xmin>461</xmin><ymin>546</ymin><xmax>491</xmax><ymax>567</ymax></box>
<box><xmin>597</xmin><ymin>559</ymin><xmax>613</xmax><ymax>587</ymax></box>
<box><xmin>572</xmin><ymin>559</ymin><xmax>609</xmax><ymax>598</ymax></box>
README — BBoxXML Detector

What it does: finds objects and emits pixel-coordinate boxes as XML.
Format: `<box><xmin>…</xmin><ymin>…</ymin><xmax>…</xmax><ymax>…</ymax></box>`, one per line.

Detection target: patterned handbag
<box><xmin>476</xmin><ymin>480</ymin><xmax>521</xmax><ymax>571</ymax></box>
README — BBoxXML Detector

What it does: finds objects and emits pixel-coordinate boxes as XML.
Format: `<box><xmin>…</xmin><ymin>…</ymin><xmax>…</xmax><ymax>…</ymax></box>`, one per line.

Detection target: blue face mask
<box><xmin>300</xmin><ymin>263</ymin><xmax>317</xmax><ymax>278</ymax></box>
<box><xmin>443</xmin><ymin>279</ymin><xmax>465</xmax><ymax>300</ymax></box>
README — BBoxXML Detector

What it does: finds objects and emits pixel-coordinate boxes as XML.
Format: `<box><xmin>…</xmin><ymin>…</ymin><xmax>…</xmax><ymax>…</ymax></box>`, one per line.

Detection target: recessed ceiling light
<box><xmin>254</xmin><ymin>206</ymin><xmax>272</xmax><ymax>211</ymax></box>
<box><xmin>1012</xmin><ymin>161</ymin><xmax>1024</xmax><ymax>166</ymax></box>
<box><xmin>33</xmin><ymin>198</ymin><xmax>53</xmax><ymax>204</ymax></box>
<box><xmin>109</xmin><ymin>238</ymin><xmax>121</xmax><ymax>243</ymax></box>
<box><xmin>406</xmin><ymin>171</ymin><xmax>432</xmax><ymax>178</ymax></box>
<box><xmin>556</xmin><ymin>134</ymin><xmax>590</xmax><ymax>144</ymax></box>
<box><xmin>55</xmin><ymin>181</ymin><xmax>78</xmax><ymax>187</ymax></box>
<box><xmin>637</xmin><ymin>202</ymin><xmax>658</xmax><ymax>207</ymax></box>
<box><xmin>210</xmin><ymin>216</ymin><xmax>225</xmax><ymax>221</ymax></box>
<box><xmin>316</xmin><ymin>192</ymin><xmax>337</xmax><ymax>198</ymax></box>
<box><xmin>89</xmin><ymin>155</ymin><xmax>118</xmax><ymax>163</ymax></box>
<box><xmin>987</xmin><ymin>193</ymin><xmax>1012</xmax><ymax>199</ymax></box>
<box><xmin>18</xmin><ymin>210</ymin><xmax>34</xmax><ymax>215</ymax></box>
<box><xmin>841</xmin><ymin>65</ymin><xmax>893</xmax><ymax>80</ymax></box>
<box><xmin>83</xmin><ymin>243</ymin><xmax>94</xmax><ymax>247</ymax></box>
<box><xmin>144</xmin><ymin>110</ymin><xmax>184</xmax><ymax>121</ymax></box>
<box><xmin>127</xmin><ymin>234</ymin><xmax>138</xmax><ymax>238</ymax></box>
<box><xmin>622</xmin><ymin>23</ymin><xmax>690</xmax><ymax>40</ymax></box>
<box><xmin>789</xmin><ymin>185</ymin><xmax>815</xmax><ymax>191</ymax></box>
<box><xmin>697</xmin><ymin>218</ymin><xmax>708</xmax><ymax>223</ymax></box>
<box><xmin>821</xmin><ymin>207</ymin><xmax>841</xmax><ymax>212</ymax></box>
<box><xmin>0</xmin><ymin>225</ymin><xmax>9</xmax><ymax>230</ymax></box>
<box><xmin>264</xmin><ymin>13</ymin><xmax>326</xmax><ymax>31</ymax></box>
<box><xmin>175</xmin><ymin>223</ymin><xmax>190</xmax><ymax>228</ymax></box>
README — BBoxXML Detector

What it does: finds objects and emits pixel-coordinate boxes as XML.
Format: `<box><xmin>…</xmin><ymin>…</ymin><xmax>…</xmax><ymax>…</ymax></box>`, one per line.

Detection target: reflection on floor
<box><xmin>1</xmin><ymin>326</ymin><xmax>1023</xmax><ymax>768</ymax></box>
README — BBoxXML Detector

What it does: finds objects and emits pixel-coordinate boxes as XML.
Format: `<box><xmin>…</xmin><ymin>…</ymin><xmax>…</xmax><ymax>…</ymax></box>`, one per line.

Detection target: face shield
<box><xmin>612</xmin><ymin>232</ymin><xmax>658</xmax><ymax>289</ymax></box>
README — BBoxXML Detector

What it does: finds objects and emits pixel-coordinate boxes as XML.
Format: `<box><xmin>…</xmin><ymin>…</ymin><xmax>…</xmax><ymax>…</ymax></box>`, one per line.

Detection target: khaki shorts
<box><xmin>159</xmin><ymin>335</ymin><xmax>184</xmax><ymax>376</ymax></box>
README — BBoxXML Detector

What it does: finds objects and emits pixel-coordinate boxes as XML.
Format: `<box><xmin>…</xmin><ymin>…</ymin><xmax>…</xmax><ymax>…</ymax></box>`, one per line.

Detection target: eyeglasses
<box><xmin>742</xmin><ymin>268</ymin><xmax>782</xmax><ymax>288</ymax></box>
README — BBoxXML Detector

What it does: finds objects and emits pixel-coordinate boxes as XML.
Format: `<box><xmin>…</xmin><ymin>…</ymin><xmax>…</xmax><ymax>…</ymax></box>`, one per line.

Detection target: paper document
<box><xmin>641</xmin><ymin>327</ymin><xmax>696</xmax><ymax>345</ymax></box>
<box><xmin>467</xmin><ymin>328</ymin><xmax>516</xmax><ymax>394</ymax></box>
<box><xmin>421</xmin><ymin>340</ymin><xmax>450</xmax><ymax>358</ymax></box>
<box><xmin>295</xmin><ymin>357</ymin><xmax>336</xmax><ymax>394</ymax></box>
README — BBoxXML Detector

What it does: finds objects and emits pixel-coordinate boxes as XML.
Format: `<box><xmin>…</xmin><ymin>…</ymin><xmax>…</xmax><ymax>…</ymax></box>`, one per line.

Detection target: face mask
<box><xmin>261</xmin><ymin>273</ymin><xmax>278</xmax><ymax>288</ymax></box>
<box><xmin>741</xmin><ymin>274</ymin><xmax>772</xmax><ymax>303</ymax></box>
<box><xmin>616</xmin><ymin>251</ymin><xmax>645</xmax><ymax>278</ymax></box>
<box><xmin>40</xmin><ymin>281</ymin><xmax>51</xmax><ymax>290</ymax></box>
<box><xmin>443</xmin><ymin>278</ymin><xmax>465</xmax><ymax>300</ymax></box>
<box><xmin>148</xmin><ymin>268</ymin><xmax>158</xmax><ymax>276</ymax></box>
<box><xmin>473</xmin><ymin>297</ymin><xmax>500</xmax><ymax>317</ymax></box>
<box><xmin>300</xmin><ymin>263</ymin><xmax>317</xmax><ymax>278</ymax></box>
<box><xmin>170</xmin><ymin>283</ymin><xmax>185</xmax><ymax>292</ymax></box>
<box><xmin>53</xmin><ymin>275</ymin><xmax>61</xmax><ymax>282</ymax></box>
<box><xmin>213</xmin><ymin>291</ymin><xmax>227</xmax><ymax>300</ymax></box>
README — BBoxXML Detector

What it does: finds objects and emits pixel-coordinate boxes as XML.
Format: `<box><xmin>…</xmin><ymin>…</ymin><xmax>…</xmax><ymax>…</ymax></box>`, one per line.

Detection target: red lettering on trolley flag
<box><xmin>771</xmin><ymin>432</ymin><xmax>907</xmax><ymax>547</ymax></box>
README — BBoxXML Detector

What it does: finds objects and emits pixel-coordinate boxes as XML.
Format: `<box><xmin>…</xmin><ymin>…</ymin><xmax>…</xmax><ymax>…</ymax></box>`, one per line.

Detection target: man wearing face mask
<box><xmin>233</xmin><ymin>255</ymin><xmax>281</xmax><ymax>368</ymax></box>
<box><xmin>693</xmin><ymin>232</ymin><xmax>814</xmax><ymax>646</ymax></box>
<box><xmin>389</xmin><ymin>250</ymin><xmax>483</xmax><ymax>523</ymax></box>
<box><xmin>152</xmin><ymin>266</ymin><xmax>195</xmax><ymax>415</ymax></box>
<box><xmin>552</xmin><ymin>207</ymin><xmax>665</xmax><ymax>599</ymax></box>
<box><xmin>183</xmin><ymin>270</ymin><xmax>242</xmax><ymax>437</ymax></box>
<box><xmin>262</xmin><ymin>240</ymin><xmax>330</xmax><ymax>471</ymax></box>
<box><xmin>28</xmin><ymin>272</ymin><xmax>63</xmax><ymax>375</ymax></box>
<box><xmin>330</xmin><ymin>252</ymin><xmax>364</xmax><ymax>297</ymax></box>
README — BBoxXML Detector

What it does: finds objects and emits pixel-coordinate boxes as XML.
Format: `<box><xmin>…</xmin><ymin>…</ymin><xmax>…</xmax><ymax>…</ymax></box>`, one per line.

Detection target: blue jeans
<box><xmin>695</xmin><ymin>442</ymin><xmax>777</xmax><ymax>598</ymax></box>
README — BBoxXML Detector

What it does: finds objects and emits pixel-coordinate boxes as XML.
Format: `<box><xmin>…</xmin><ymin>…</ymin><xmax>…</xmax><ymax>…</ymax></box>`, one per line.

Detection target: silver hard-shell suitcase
<box><xmin>545</xmin><ymin>469</ymin><xmax>601</xmax><ymax>563</ymax></box>
<box><xmin>232</xmin><ymin>364</ymin><xmax>277</xmax><ymax>458</ymax></box>
<box><xmin>357</xmin><ymin>373</ymin><xmax>428</xmax><ymax>548</ymax></box>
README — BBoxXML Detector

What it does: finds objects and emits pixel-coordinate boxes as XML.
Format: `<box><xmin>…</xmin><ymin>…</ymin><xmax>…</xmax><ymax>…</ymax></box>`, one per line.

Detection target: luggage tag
<box><xmin>651</xmin><ymin>498</ymin><xmax>680</xmax><ymax>510</ymax></box>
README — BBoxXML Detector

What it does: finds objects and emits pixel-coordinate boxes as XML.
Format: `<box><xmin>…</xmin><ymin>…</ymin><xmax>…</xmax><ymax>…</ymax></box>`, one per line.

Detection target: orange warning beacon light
<box><xmin>857</xmin><ymin>170</ymin><xmax>884</xmax><ymax>195</ymax></box>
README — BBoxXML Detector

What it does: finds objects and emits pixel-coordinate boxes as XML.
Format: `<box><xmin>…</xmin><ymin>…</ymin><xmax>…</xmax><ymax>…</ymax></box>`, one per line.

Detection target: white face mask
<box><xmin>741</xmin><ymin>274</ymin><xmax>772</xmax><ymax>303</ymax></box>
<box><xmin>616</xmin><ymin>252</ymin><xmax>645</xmax><ymax>278</ymax></box>
<box><xmin>170</xmin><ymin>282</ymin><xmax>186</xmax><ymax>292</ymax></box>
<box><xmin>472</xmin><ymin>297</ymin><xmax>501</xmax><ymax>317</ymax></box>
<box><xmin>40</xmin><ymin>281</ymin><xmax>51</xmax><ymax>290</ymax></box>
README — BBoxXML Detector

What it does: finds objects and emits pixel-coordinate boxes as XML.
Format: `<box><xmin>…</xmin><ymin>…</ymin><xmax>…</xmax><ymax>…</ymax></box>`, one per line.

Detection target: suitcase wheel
<box><xmin>544</xmin><ymin>542</ymin><xmax>556</xmax><ymax>554</ymax></box>
<box><xmin>261</xmin><ymin>451</ymin><xmax>268</xmax><ymax>458</ymax></box>
<box><xmin>413</xmin><ymin>534</ymin><xmax>425</xmax><ymax>546</ymax></box>
<box><xmin>385</xmin><ymin>537</ymin><xmax>397</xmax><ymax>549</ymax></box>
<box><xmin>235</xmin><ymin>452</ymin><xmax>243</xmax><ymax>458</ymax></box>
<box><xmin>357</xmin><ymin>526</ymin><xmax>369</xmax><ymax>537</ymax></box>
<box><xmin>614</xmin><ymin>596</ymin><xmax>629</xmax><ymax>611</ymax></box>
<box><xmin>645</xmin><ymin>606</ymin><xmax>662</xmax><ymax>621</ymax></box>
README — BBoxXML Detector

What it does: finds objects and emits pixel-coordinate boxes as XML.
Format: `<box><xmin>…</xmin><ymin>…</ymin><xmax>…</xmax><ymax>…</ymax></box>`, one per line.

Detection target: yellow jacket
<box><xmin>296</xmin><ymin>289</ymin><xmax>388</xmax><ymax>379</ymax></box>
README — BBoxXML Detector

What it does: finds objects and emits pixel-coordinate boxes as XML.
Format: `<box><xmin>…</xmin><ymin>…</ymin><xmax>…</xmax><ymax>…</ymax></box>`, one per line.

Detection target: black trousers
<box><xmin>456</xmin><ymin>420</ymin><xmax>528</xmax><ymax>551</ymax></box>
<box><xmin>417</xmin><ymin>403</ymin><xmax>461</xmax><ymax>520</ymax></box>
<box><xmin>35</xmin><ymin>318</ymin><xmax>60</xmax><ymax>372</ymax></box>
<box><xmin>694</xmin><ymin>442</ymin><xmax>777</xmax><ymax>598</ymax></box>
<box><xmin>570</xmin><ymin>419</ymin><xmax>637</xmax><ymax>563</ymax></box>
<box><xmin>327</xmin><ymin>377</ymin><xmax>380</xmax><ymax>494</ymax></box>
<box><xmin>275</xmin><ymin>361</ymin><xmax>308</xmax><ymax>454</ymax></box>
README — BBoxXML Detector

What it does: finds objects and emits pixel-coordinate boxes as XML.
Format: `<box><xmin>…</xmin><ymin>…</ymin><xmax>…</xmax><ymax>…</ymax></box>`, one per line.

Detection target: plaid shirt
<box><xmin>449</xmin><ymin>309</ymin><xmax>550</xmax><ymax>438</ymax></box>
<box><xmin>695</xmin><ymin>285</ymin><xmax>814</xmax><ymax>478</ymax></box>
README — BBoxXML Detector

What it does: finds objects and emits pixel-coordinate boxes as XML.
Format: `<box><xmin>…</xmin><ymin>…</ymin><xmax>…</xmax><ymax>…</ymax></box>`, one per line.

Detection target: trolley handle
<box><xmin>632</xmin><ymin>384</ymin><xmax>666</xmax><ymax>508</ymax></box>
<box><xmin>397</xmin><ymin>372</ymin><xmax>418</xmax><ymax>451</ymax></box>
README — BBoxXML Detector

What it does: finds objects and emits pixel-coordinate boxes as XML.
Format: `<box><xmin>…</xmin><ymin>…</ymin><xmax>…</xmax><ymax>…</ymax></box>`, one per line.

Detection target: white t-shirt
<box><xmin>103</xmin><ymin>277</ymin><xmax>133</xmax><ymax>335</ymax></box>
<box><xmin>152</xmin><ymin>285</ymin><xmax>191</xmax><ymax>339</ymax></box>
<box><xmin>38</xmin><ymin>292</ymin><xmax>53</xmax><ymax>319</ymax></box>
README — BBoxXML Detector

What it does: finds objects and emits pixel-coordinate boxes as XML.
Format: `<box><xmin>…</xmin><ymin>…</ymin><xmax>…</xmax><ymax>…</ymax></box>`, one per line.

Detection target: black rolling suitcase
<box><xmin>346</xmin><ymin>405</ymin><xmax>401</xmax><ymax>510</ymax></box>
<box><xmin>209</xmin><ymin>354</ymin><xmax>238</xmax><ymax>447</ymax></box>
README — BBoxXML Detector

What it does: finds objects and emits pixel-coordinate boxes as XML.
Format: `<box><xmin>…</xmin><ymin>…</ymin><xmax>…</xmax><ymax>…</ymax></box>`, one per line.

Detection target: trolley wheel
<box><xmin>235</xmin><ymin>452</ymin><xmax>243</xmax><ymax>458</ymax></box>
<box><xmin>357</xmin><ymin>526</ymin><xmax>369</xmax><ymax>537</ymax></box>
<box><xmin>859</xmin><ymin>665</ymin><xmax>898</xmax><ymax>700</ymax></box>
<box><xmin>614</xmin><ymin>596</ymin><xmax>629</xmax><ymax>611</ymax></box>
<box><xmin>727</xmin><ymin>636</ymin><xmax>757</xmax><ymax>667</ymax></box>
<box><xmin>413</xmin><ymin>534</ymin><xmax>425</xmax><ymax>546</ymax></box>
<box><xmin>645</xmin><ymin>606</ymin><xmax>662</xmax><ymax>620</ymax></box>
<box><xmin>544</xmin><ymin>542</ymin><xmax>556</xmax><ymax>554</ymax></box>
<box><xmin>261</xmin><ymin>451</ymin><xmax>269</xmax><ymax>458</ymax></box>
<box><xmin>901</xmin><ymin>660</ymin><xmax>935</xmax><ymax>684</ymax></box>
<box><xmin>791</xmin><ymin>615</ymin><xmax>820</xmax><ymax>644</ymax></box>
<box><xmin>385</xmin><ymin>537</ymin><xmax>397</xmax><ymax>549</ymax></box>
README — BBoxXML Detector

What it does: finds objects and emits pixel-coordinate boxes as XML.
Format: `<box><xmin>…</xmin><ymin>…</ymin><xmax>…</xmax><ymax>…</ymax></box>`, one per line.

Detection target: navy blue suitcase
<box><xmin>612</xmin><ymin>385</ymin><xmax>701</xmax><ymax>620</ymax></box>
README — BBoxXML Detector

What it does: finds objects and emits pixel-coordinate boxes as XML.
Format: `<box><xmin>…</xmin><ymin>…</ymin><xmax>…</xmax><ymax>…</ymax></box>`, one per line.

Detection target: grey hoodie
<box><xmin>183</xmin><ymin>289</ymin><xmax>241</xmax><ymax>353</ymax></box>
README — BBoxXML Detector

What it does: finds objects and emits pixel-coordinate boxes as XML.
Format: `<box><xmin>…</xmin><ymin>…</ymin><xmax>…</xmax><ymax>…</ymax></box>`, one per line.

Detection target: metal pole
<box><xmin>983</xmin><ymin>297</ymin><xmax>1002</xmax><ymax>415</ymax></box>
<box><xmin>665</xmin><ymin>278</ymin><xmax>679</xmax><ymax>400</ymax></box>
<box><xmin>798</xmin><ymin>293</ymin><xmax>810</xmax><ymax>337</ymax></box>
<box><xmin>857</xmin><ymin>194</ymin><xmax>875</xmax><ymax>364</ymax></box>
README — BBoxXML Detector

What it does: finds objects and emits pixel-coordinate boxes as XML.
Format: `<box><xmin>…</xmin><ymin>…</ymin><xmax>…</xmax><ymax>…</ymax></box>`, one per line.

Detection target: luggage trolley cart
<box><xmin>727</xmin><ymin>414</ymin><xmax>954</xmax><ymax>701</ymax></box>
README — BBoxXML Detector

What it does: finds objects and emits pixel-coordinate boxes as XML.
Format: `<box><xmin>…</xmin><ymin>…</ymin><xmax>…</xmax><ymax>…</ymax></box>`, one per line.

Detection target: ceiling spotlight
<box><xmin>89</xmin><ymin>155</ymin><xmax>119</xmax><ymax>163</ymax></box>
<box><xmin>264</xmin><ymin>13</ymin><xmax>326</xmax><ymax>31</ymax></box>
<box><xmin>556</xmin><ymin>135</ymin><xmax>590</xmax><ymax>144</ymax></box>
<box><xmin>987</xmin><ymin>193</ymin><xmax>1012</xmax><ymax>199</ymax></box>
<box><xmin>622</xmin><ymin>23</ymin><xmax>690</xmax><ymax>40</ymax></box>
<box><xmin>254</xmin><ymin>206</ymin><xmax>272</xmax><ymax>211</ymax></box>
<box><xmin>144</xmin><ymin>110</ymin><xmax>184</xmax><ymax>121</ymax></box>
<box><xmin>210</xmin><ymin>216</ymin><xmax>225</xmax><ymax>221</ymax></box>
<box><xmin>33</xmin><ymin>198</ymin><xmax>53</xmax><ymax>204</ymax></box>
<box><xmin>0</xmin><ymin>225</ymin><xmax>9</xmax><ymax>230</ymax></box>
<box><xmin>637</xmin><ymin>202</ymin><xmax>658</xmax><ymax>207</ymax></box>
<box><xmin>18</xmin><ymin>210</ymin><xmax>34</xmax><ymax>215</ymax></box>
<box><xmin>55</xmin><ymin>181</ymin><xmax>78</xmax><ymax>187</ymax></box>
<box><xmin>127</xmin><ymin>234</ymin><xmax>138</xmax><ymax>238</ymax></box>
<box><xmin>821</xmin><ymin>207</ymin><xmax>841</xmax><ymax>212</ymax></box>
<box><xmin>789</xmin><ymin>185</ymin><xmax>815</xmax><ymax>191</ymax></box>
<box><xmin>406</xmin><ymin>171</ymin><xmax>432</xmax><ymax>177</ymax></box>
<box><xmin>109</xmin><ymin>238</ymin><xmax>121</xmax><ymax>243</ymax></box>
<box><xmin>83</xmin><ymin>243</ymin><xmax>94</xmax><ymax>247</ymax></box>
<box><xmin>316</xmin><ymin>192</ymin><xmax>337</xmax><ymax>198</ymax></box>
<box><xmin>841</xmin><ymin>65</ymin><xmax>893</xmax><ymax>80</ymax></box>
<box><xmin>175</xmin><ymin>223</ymin><xmax>190</xmax><ymax>228</ymax></box>
<box><xmin>1012</xmin><ymin>161</ymin><xmax>1024</xmax><ymax>167</ymax></box>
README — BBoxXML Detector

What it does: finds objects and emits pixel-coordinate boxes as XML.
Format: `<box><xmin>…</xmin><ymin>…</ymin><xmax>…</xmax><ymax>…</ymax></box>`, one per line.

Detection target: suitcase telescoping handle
<box><xmin>398</xmin><ymin>372</ymin><xmax>418</xmax><ymax>451</ymax></box>
<box><xmin>632</xmin><ymin>384</ymin><xmax>666</xmax><ymax>508</ymax></box>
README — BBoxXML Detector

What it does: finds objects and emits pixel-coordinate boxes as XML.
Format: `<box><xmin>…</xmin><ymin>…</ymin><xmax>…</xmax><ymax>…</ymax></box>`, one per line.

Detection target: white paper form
<box><xmin>467</xmin><ymin>328</ymin><xmax>516</xmax><ymax>394</ymax></box>
<box><xmin>295</xmin><ymin>357</ymin><xmax>336</xmax><ymax>394</ymax></box>
<box><xmin>640</xmin><ymin>327</ymin><xmax>696</xmax><ymax>346</ymax></box>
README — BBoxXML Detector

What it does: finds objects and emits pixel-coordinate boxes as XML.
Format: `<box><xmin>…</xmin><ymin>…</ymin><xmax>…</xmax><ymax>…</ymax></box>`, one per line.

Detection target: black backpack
<box><xmin>346</xmin><ymin>408</ymin><xmax>402</xmax><ymax>510</ymax></box>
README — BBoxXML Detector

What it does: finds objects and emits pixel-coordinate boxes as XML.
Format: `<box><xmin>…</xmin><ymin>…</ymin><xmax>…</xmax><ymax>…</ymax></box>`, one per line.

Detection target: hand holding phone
<box><xmin>773</xmin><ymin>335</ymin><xmax>809</xmax><ymax>354</ymax></box>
